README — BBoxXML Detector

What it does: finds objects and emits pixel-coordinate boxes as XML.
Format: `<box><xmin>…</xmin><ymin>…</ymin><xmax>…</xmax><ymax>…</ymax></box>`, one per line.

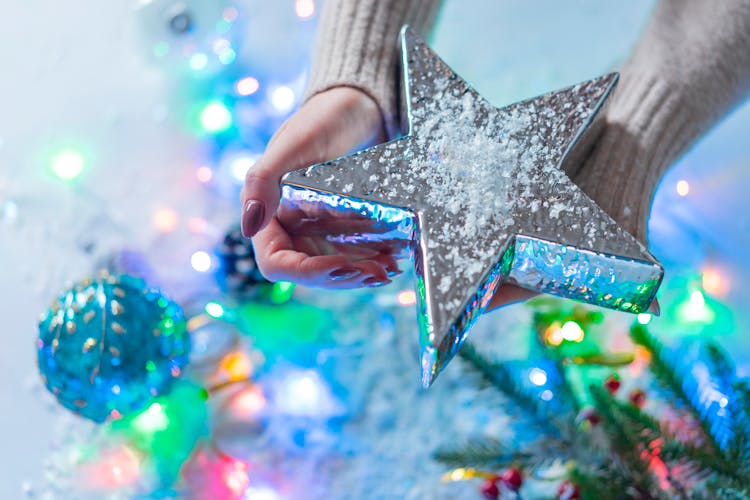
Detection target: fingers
<box><xmin>240</xmin><ymin>87</ymin><xmax>386</xmax><ymax>238</ymax></box>
<box><xmin>252</xmin><ymin>219</ymin><xmax>391</xmax><ymax>289</ymax></box>
<box><xmin>485</xmin><ymin>285</ymin><xmax>538</xmax><ymax>312</ymax></box>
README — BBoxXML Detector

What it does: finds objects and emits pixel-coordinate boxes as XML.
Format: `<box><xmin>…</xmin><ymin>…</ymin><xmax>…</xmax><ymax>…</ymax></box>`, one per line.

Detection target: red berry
<box><xmin>558</xmin><ymin>480</ymin><xmax>581</xmax><ymax>500</ymax></box>
<box><xmin>480</xmin><ymin>478</ymin><xmax>499</xmax><ymax>500</ymax></box>
<box><xmin>500</xmin><ymin>467</ymin><xmax>523</xmax><ymax>491</ymax></box>
<box><xmin>629</xmin><ymin>389</ymin><xmax>647</xmax><ymax>408</ymax></box>
<box><xmin>578</xmin><ymin>407</ymin><xmax>601</xmax><ymax>426</ymax></box>
<box><xmin>604</xmin><ymin>374</ymin><xmax>621</xmax><ymax>394</ymax></box>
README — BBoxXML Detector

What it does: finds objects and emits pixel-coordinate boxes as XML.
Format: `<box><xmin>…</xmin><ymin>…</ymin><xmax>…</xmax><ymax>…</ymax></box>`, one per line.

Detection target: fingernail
<box><xmin>329</xmin><ymin>267</ymin><xmax>361</xmax><ymax>281</ymax></box>
<box><xmin>647</xmin><ymin>298</ymin><xmax>661</xmax><ymax>316</ymax></box>
<box><xmin>364</xmin><ymin>277</ymin><xmax>391</xmax><ymax>288</ymax></box>
<box><xmin>241</xmin><ymin>200</ymin><xmax>265</xmax><ymax>238</ymax></box>
<box><xmin>387</xmin><ymin>269</ymin><xmax>403</xmax><ymax>278</ymax></box>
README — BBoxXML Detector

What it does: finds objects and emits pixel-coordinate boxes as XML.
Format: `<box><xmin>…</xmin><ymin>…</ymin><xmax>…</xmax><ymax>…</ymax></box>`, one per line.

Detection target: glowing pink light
<box><xmin>236</xmin><ymin>77</ymin><xmax>260</xmax><ymax>96</ymax></box>
<box><xmin>196</xmin><ymin>166</ymin><xmax>213</xmax><ymax>183</ymax></box>
<box><xmin>397</xmin><ymin>290</ymin><xmax>416</xmax><ymax>306</ymax></box>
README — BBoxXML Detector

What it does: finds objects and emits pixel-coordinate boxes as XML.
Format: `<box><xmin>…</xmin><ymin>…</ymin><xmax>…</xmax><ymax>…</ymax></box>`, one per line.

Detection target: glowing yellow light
<box><xmin>676</xmin><ymin>180</ymin><xmax>690</xmax><ymax>196</ymax></box>
<box><xmin>529</xmin><ymin>367</ymin><xmax>547</xmax><ymax>386</ymax></box>
<box><xmin>189</xmin><ymin>52</ymin><xmax>208</xmax><ymax>71</ymax></box>
<box><xmin>270</xmin><ymin>86</ymin><xmax>295</xmax><ymax>112</ymax></box>
<box><xmin>544</xmin><ymin>322</ymin><xmax>564</xmax><ymax>346</ymax></box>
<box><xmin>196</xmin><ymin>166</ymin><xmax>213</xmax><ymax>183</ymax></box>
<box><xmin>219</xmin><ymin>351</ymin><xmax>253</xmax><ymax>381</ymax></box>
<box><xmin>51</xmin><ymin>149</ymin><xmax>86</xmax><ymax>180</ymax></box>
<box><xmin>153</xmin><ymin>208</ymin><xmax>179</xmax><ymax>232</ymax></box>
<box><xmin>295</xmin><ymin>0</ymin><xmax>315</xmax><ymax>18</ymax></box>
<box><xmin>191</xmin><ymin>251</ymin><xmax>212</xmax><ymax>272</ymax></box>
<box><xmin>200</xmin><ymin>102</ymin><xmax>232</xmax><ymax>133</ymax></box>
<box><xmin>397</xmin><ymin>290</ymin><xmax>417</xmax><ymax>306</ymax></box>
<box><xmin>637</xmin><ymin>313</ymin><xmax>652</xmax><ymax>325</ymax></box>
<box><xmin>236</xmin><ymin>76</ymin><xmax>260</xmax><ymax>96</ymax></box>
<box><xmin>702</xmin><ymin>267</ymin><xmax>728</xmax><ymax>296</ymax></box>
<box><xmin>561</xmin><ymin>321</ymin><xmax>584</xmax><ymax>342</ymax></box>
<box><xmin>131</xmin><ymin>403</ymin><xmax>169</xmax><ymax>433</ymax></box>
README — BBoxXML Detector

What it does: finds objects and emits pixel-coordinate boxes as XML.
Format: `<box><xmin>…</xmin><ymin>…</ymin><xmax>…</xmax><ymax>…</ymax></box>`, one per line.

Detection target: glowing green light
<box><xmin>131</xmin><ymin>402</ymin><xmax>169</xmax><ymax>434</ymax></box>
<box><xmin>199</xmin><ymin>102</ymin><xmax>232</xmax><ymax>133</ymax></box>
<box><xmin>218</xmin><ymin>48</ymin><xmax>236</xmax><ymax>65</ymax></box>
<box><xmin>153</xmin><ymin>42</ymin><xmax>169</xmax><ymax>58</ymax></box>
<box><xmin>189</xmin><ymin>52</ymin><xmax>208</xmax><ymax>71</ymax></box>
<box><xmin>146</xmin><ymin>361</ymin><xmax>156</xmax><ymax>372</ymax></box>
<box><xmin>51</xmin><ymin>149</ymin><xmax>86</xmax><ymax>180</ymax></box>
<box><xmin>678</xmin><ymin>290</ymin><xmax>715</xmax><ymax>324</ymax></box>
<box><xmin>216</xmin><ymin>20</ymin><xmax>231</xmax><ymax>34</ymax></box>
<box><xmin>270</xmin><ymin>281</ymin><xmax>295</xmax><ymax>304</ymax></box>
<box><xmin>205</xmin><ymin>301</ymin><xmax>224</xmax><ymax>318</ymax></box>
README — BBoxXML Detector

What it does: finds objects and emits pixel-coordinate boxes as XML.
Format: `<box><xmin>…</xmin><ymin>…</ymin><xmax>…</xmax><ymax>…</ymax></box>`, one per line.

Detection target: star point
<box><xmin>280</xmin><ymin>26</ymin><xmax>663</xmax><ymax>387</ymax></box>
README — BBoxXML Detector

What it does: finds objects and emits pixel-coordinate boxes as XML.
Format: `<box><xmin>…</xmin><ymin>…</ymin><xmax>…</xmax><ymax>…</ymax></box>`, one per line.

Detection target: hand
<box><xmin>241</xmin><ymin>86</ymin><xmax>539</xmax><ymax>305</ymax></box>
<box><xmin>241</xmin><ymin>87</ymin><xmax>396</xmax><ymax>288</ymax></box>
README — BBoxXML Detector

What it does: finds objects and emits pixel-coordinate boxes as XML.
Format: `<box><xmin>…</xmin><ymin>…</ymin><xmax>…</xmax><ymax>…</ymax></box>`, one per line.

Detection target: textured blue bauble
<box><xmin>37</xmin><ymin>273</ymin><xmax>189</xmax><ymax>422</ymax></box>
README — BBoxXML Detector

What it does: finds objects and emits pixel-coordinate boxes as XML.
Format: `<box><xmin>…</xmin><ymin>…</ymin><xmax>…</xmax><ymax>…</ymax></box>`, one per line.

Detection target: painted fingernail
<box><xmin>364</xmin><ymin>277</ymin><xmax>391</xmax><ymax>288</ymax></box>
<box><xmin>387</xmin><ymin>269</ymin><xmax>403</xmax><ymax>278</ymax></box>
<box><xmin>329</xmin><ymin>267</ymin><xmax>361</xmax><ymax>281</ymax></box>
<box><xmin>241</xmin><ymin>200</ymin><xmax>265</xmax><ymax>238</ymax></box>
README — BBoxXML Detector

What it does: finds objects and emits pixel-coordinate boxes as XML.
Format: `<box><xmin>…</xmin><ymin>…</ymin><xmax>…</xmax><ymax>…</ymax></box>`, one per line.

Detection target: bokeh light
<box><xmin>153</xmin><ymin>208</ymin><xmax>179</xmax><ymax>232</ymax></box>
<box><xmin>397</xmin><ymin>290</ymin><xmax>417</xmax><ymax>306</ymax></box>
<box><xmin>196</xmin><ymin>166</ymin><xmax>213</xmax><ymax>183</ymax></box>
<box><xmin>230</xmin><ymin>155</ymin><xmax>256</xmax><ymax>182</ymax></box>
<box><xmin>189</xmin><ymin>52</ymin><xmax>208</xmax><ymax>71</ymax></box>
<box><xmin>244</xmin><ymin>486</ymin><xmax>280</xmax><ymax>500</ymax></box>
<box><xmin>295</xmin><ymin>0</ymin><xmax>315</xmax><ymax>19</ymax></box>
<box><xmin>676</xmin><ymin>179</ymin><xmax>690</xmax><ymax>196</ymax></box>
<box><xmin>131</xmin><ymin>403</ymin><xmax>169</xmax><ymax>434</ymax></box>
<box><xmin>236</xmin><ymin>77</ymin><xmax>260</xmax><ymax>96</ymax></box>
<box><xmin>270</xmin><ymin>86</ymin><xmax>295</xmax><ymax>112</ymax></box>
<box><xmin>637</xmin><ymin>313</ymin><xmax>652</xmax><ymax>325</ymax></box>
<box><xmin>200</xmin><ymin>102</ymin><xmax>232</xmax><ymax>133</ymax></box>
<box><xmin>191</xmin><ymin>251</ymin><xmax>213</xmax><ymax>272</ymax></box>
<box><xmin>560</xmin><ymin>321</ymin><xmax>584</xmax><ymax>342</ymax></box>
<box><xmin>205</xmin><ymin>302</ymin><xmax>225</xmax><ymax>319</ymax></box>
<box><xmin>529</xmin><ymin>367</ymin><xmax>547</xmax><ymax>386</ymax></box>
<box><xmin>51</xmin><ymin>149</ymin><xmax>86</xmax><ymax>180</ymax></box>
<box><xmin>702</xmin><ymin>267</ymin><xmax>729</xmax><ymax>297</ymax></box>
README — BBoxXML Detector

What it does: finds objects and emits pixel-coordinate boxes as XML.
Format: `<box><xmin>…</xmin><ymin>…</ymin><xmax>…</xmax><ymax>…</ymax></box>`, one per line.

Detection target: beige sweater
<box><xmin>305</xmin><ymin>0</ymin><xmax>750</xmax><ymax>243</ymax></box>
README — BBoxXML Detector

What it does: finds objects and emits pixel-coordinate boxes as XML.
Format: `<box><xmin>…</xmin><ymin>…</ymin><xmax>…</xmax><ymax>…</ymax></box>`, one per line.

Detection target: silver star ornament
<box><xmin>278</xmin><ymin>26</ymin><xmax>663</xmax><ymax>387</ymax></box>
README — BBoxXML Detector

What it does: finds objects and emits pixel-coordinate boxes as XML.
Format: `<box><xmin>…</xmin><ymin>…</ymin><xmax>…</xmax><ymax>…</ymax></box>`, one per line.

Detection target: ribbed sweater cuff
<box><xmin>570</xmin><ymin>67</ymin><xmax>703</xmax><ymax>243</ymax></box>
<box><xmin>304</xmin><ymin>0</ymin><xmax>440</xmax><ymax>138</ymax></box>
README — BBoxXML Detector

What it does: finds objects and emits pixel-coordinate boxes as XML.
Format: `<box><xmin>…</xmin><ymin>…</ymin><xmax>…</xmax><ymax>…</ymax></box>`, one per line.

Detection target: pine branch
<box><xmin>728</xmin><ymin>380</ymin><xmax>750</xmax><ymax>470</ymax></box>
<box><xmin>432</xmin><ymin>437</ymin><xmax>559</xmax><ymax>471</ymax></box>
<box><xmin>589</xmin><ymin>385</ymin><xmax>670</xmax><ymax>499</ymax></box>
<box><xmin>630</xmin><ymin>325</ymin><xmax>732</xmax><ymax>455</ymax></box>
<box><xmin>704</xmin><ymin>343</ymin><xmax>735</xmax><ymax>387</ymax></box>
<box><xmin>458</xmin><ymin>343</ymin><xmax>573</xmax><ymax>436</ymax></box>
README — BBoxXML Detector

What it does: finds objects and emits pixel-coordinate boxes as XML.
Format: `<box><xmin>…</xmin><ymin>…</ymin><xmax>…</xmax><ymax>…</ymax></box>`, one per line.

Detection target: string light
<box><xmin>244</xmin><ymin>487</ymin><xmax>280</xmax><ymax>500</ymax></box>
<box><xmin>153</xmin><ymin>208</ymin><xmax>179</xmax><ymax>232</ymax></box>
<box><xmin>230</xmin><ymin>155</ymin><xmax>256</xmax><ymax>182</ymax></box>
<box><xmin>236</xmin><ymin>77</ymin><xmax>260</xmax><ymax>96</ymax></box>
<box><xmin>230</xmin><ymin>386</ymin><xmax>266</xmax><ymax>417</ymax></box>
<box><xmin>196</xmin><ymin>166</ymin><xmax>213</xmax><ymax>183</ymax></box>
<box><xmin>205</xmin><ymin>302</ymin><xmax>224</xmax><ymax>319</ymax></box>
<box><xmin>51</xmin><ymin>149</ymin><xmax>86</xmax><ymax>180</ymax></box>
<box><xmin>219</xmin><ymin>351</ymin><xmax>253</xmax><ymax>381</ymax></box>
<box><xmin>544</xmin><ymin>322</ymin><xmax>564</xmax><ymax>346</ymax></box>
<box><xmin>676</xmin><ymin>180</ymin><xmax>690</xmax><ymax>196</ymax></box>
<box><xmin>189</xmin><ymin>52</ymin><xmax>208</xmax><ymax>71</ymax></box>
<box><xmin>561</xmin><ymin>321</ymin><xmax>585</xmax><ymax>342</ymax></box>
<box><xmin>397</xmin><ymin>290</ymin><xmax>417</xmax><ymax>306</ymax></box>
<box><xmin>702</xmin><ymin>267</ymin><xmax>729</xmax><ymax>296</ymax></box>
<box><xmin>295</xmin><ymin>0</ymin><xmax>315</xmax><ymax>18</ymax></box>
<box><xmin>131</xmin><ymin>403</ymin><xmax>169</xmax><ymax>433</ymax></box>
<box><xmin>529</xmin><ymin>367</ymin><xmax>547</xmax><ymax>386</ymax></box>
<box><xmin>191</xmin><ymin>251</ymin><xmax>213</xmax><ymax>272</ymax></box>
<box><xmin>637</xmin><ymin>313</ymin><xmax>652</xmax><ymax>325</ymax></box>
<box><xmin>224</xmin><ymin>462</ymin><xmax>250</xmax><ymax>496</ymax></box>
<box><xmin>200</xmin><ymin>102</ymin><xmax>232</xmax><ymax>133</ymax></box>
<box><xmin>540</xmin><ymin>389</ymin><xmax>553</xmax><ymax>401</ymax></box>
<box><xmin>270</xmin><ymin>86</ymin><xmax>295</xmax><ymax>112</ymax></box>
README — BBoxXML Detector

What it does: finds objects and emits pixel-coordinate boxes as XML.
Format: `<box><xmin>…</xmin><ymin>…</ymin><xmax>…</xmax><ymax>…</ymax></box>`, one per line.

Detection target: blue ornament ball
<box><xmin>37</xmin><ymin>273</ymin><xmax>190</xmax><ymax>422</ymax></box>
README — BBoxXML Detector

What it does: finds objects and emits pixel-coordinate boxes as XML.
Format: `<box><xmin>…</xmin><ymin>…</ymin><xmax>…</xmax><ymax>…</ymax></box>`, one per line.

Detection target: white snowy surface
<box><xmin>2</xmin><ymin>0</ymin><xmax>750</xmax><ymax>498</ymax></box>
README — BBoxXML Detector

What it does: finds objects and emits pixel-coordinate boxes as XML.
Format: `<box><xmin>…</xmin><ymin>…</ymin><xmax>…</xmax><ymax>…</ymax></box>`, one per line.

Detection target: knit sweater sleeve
<box><xmin>304</xmin><ymin>0</ymin><xmax>442</xmax><ymax>137</ymax></box>
<box><xmin>566</xmin><ymin>0</ymin><xmax>750</xmax><ymax>242</ymax></box>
